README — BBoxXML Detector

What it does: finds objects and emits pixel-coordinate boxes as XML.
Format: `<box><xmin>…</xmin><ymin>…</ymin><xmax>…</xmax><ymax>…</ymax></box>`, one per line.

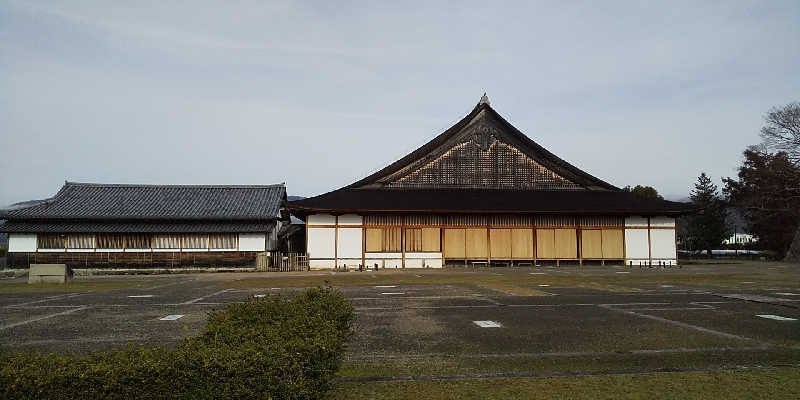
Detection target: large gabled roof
<box><xmin>1</xmin><ymin>182</ymin><xmax>286</xmax><ymax>221</ymax></box>
<box><xmin>348</xmin><ymin>101</ymin><xmax>617</xmax><ymax>190</ymax></box>
<box><xmin>289</xmin><ymin>98</ymin><xmax>693</xmax><ymax>216</ymax></box>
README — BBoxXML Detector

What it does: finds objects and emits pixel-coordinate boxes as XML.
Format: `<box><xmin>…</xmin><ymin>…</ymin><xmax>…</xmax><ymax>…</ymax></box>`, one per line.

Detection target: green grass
<box><xmin>338</xmin><ymin>348</ymin><xmax>800</xmax><ymax>378</ymax></box>
<box><xmin>333</xmin><ymin>369</ymin><xmax>800</xmax><ymax>399</ymax></box>
<box><xmin>0</xmin><ymin>281</ymin><xmax>148</xmax><ymax>293</ymax></box>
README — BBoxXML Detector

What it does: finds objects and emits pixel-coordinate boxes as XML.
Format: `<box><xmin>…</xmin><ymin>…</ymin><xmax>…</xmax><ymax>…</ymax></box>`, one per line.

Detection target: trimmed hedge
<box><xmin>0</xmin><ymin>287</ymin><xmax>354</xmax><ymax>399</ymax></box>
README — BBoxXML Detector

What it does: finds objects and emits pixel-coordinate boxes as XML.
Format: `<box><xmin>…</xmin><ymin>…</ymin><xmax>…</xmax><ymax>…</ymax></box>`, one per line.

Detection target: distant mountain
<box><xmin>287</xmin><ymin>195</ymin><xmax>306</xmax><ymax>201</ymax></box>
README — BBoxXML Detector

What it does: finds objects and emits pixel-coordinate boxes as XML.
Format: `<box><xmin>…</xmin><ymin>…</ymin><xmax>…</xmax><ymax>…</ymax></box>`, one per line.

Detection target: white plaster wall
<box><xmin>337</xmin><ymin>214</ymin><xmax>362</xmax><ymax>226</ymax></box>
<box><xmin>364</xmin><ymin>252</ymin><xmax>403</xmax><ymax>258</ymax></box>
<box><xmin>124</xmin><ymin>249</ymin><xmax>151</xmax><ymax>253</ymax></box>
<box><xmin>100</xmin><ymin>249</ymin><xmax>124</xmax><ymax>253</ymax></box>
<box><xmin>8</xmin><ymin>234</ymin><xmax>36</xmax><ymax>252</ymax></box>
<box><xmin>308</xmin><ymin>228</ymin><xmax>336</xmax><ymax>258</ymax></box>
<box><xmin>650</xmin><ymin>229</ymin><xmax>677</xmax><ymax>259</ymax></box>
<box><xmin>337</xmin><ymin>228</ymin><xmax>363</xmax><ymax>258</ymax></box>
<box><xmin>625</xmin><ymin>216</ymin><xmax>649</xmax><ymax>227</ymax></box>
<box><xmin>405</xmin><ymin>258</ymin><xmax>423</xmax><ymax>267</ymax></box>
<box><xmin>309</xmin><ymin>259</ymin><xmax>335</xmax><ymax>268</ymax></box>
<box><xmin>239</xmin><ymin>233</ymin><xmax>266</xmax><ymax>251</ymax></box>
<box><xmin>405</xmin><ymin>252</ymin><xmax>443</xmax><ymax>259</ymax></box>
<box><xmin>308</xmin><ymin>214</ymin><xmax>336</xmax><ymax>225</ymax></box>
<box><xmin>650</xmin><ymin>216</ymin><xmax>676</xmax><ymax>228</ymax></box>
<box><xmin>153</xmin><ymin>249</ymin><xmax>181</xmax><ymax>253</ymax></box>
<box><xmin>66</xmin><ymin>249</ymin><xmax>94</xmax><ymax>253</ymax></box>
<box><xmin>624</xmin><ymin>229</ymin><xmax>649</xmax><ymax>259</ymax></box>
<box><xmin>384</xmin><ymin>259</ymin><xmax>403</xmax><ymax>268</ymax></box>
<box><xmin>425</xmin><ymin>259</ymin><xmax>443</xmax><ymax>268</ymax></box>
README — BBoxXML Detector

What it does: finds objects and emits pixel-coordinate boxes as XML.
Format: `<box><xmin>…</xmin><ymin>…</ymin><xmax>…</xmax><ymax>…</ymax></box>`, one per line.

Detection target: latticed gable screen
<box><xmin>387</xmin><ymin>138</ymin><xmax>578</xmax><ymax>189</ymax></box>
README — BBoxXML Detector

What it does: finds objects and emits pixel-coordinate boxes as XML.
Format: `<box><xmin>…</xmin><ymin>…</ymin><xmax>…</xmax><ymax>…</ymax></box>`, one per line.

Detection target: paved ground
<box><xmin>1</xmin><ymin>262</ymin><xmax>799</xmax><ymax>388</ymax></box>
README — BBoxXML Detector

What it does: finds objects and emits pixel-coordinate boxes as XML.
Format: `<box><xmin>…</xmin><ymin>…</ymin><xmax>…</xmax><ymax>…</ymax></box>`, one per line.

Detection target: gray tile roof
<box><xmin>0</xmin><ymin>220</ymin><xmax>275</xmax><ymax>234</ymax></box>
<box><xmin>1</xmin><ymin>182</ymin><xmax>286</xmax><ymax>221</ymax></box>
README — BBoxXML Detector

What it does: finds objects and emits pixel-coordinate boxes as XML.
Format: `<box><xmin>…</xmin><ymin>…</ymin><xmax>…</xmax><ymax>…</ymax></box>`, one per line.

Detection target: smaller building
<box><xmin>0</xmin><ymin>182</ymin><xmax>288</xmax><ymax>269</ymax></box>
<box><xmin>723</xmin><ymin>233</ymin><xmax>758</xmax><ymax>246</ymax></box>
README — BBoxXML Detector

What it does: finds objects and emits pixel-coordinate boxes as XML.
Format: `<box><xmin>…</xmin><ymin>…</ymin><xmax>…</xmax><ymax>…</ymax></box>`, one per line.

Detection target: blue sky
<box><xmin>1</xmin><ymin>0</ymin><xmax>798</xmax><ymax>205</ymax></box>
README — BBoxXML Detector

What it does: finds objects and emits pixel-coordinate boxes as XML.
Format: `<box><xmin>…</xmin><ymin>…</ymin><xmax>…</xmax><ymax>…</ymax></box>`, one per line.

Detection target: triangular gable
<box><xmin>351</xmin><ymin>102</ymin><xmax>617</xmax><ymax>191</ymax></box>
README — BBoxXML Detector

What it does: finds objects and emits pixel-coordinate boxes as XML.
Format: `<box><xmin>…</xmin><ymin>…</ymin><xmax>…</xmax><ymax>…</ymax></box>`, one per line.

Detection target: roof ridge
<box><xmin>64</xmin><ymin>181</ymin><xmax>286</xmax><ymax>189</ymax></box>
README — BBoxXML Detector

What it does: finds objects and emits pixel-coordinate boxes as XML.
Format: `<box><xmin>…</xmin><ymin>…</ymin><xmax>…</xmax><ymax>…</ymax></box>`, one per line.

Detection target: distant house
<box><xmin>288</xmin><ymin>96</ymin><xmax>692</xmax><ymax>268</ymax></box>
<box><xmin>723</xmin><ymin>233</ymin><xmax>758</xmax><ymax>246</ymax></box>
<box><xmin>0</xmin><ymin>182</ymin><xmax>288</xmax><ymax>269</ymax></box>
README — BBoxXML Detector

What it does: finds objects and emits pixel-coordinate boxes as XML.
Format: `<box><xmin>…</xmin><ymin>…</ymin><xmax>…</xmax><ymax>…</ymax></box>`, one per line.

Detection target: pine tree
<box><xmin>687</xmin><ymin>173</ymin><xmax>729</xmax><ymax>255</ymax></box>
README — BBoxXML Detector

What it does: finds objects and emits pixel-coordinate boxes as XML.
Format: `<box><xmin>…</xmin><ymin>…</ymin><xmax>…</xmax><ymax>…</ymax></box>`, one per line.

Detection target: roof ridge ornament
<box><xmin>479</xmin><ymin>93</ymin><xmax>490</xmax><ymax>106</ymax></box>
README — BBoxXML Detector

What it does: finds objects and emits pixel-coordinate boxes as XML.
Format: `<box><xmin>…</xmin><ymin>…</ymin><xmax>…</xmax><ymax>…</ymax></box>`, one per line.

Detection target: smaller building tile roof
<box><xmin>0</xmin><ymin>220</ymin><xmax>276</xmax><ymax>234</ymax></box>
<box><xmin>1</xmin><ymin>182</ymin><xmax>286</xmax><ymax>221</ymax></box>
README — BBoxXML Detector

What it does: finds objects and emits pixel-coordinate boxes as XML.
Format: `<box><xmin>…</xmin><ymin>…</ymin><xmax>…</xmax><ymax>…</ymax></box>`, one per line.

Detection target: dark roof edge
<box><xmin>286</xmin><ymin>205</ymin><xmax>693</xmax><ymax>216</ymax></box>
<box><xmin>62</xmin><ymin>181</ymin><xmax>286</xmax><ymax>189</ymax></box>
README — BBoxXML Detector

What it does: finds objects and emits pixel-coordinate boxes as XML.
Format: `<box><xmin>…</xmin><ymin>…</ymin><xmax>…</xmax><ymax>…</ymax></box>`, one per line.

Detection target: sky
<box><xmin>1</xmin><ymin>0</ymin><xmax>798</xmax><ymax>206</ymax></box>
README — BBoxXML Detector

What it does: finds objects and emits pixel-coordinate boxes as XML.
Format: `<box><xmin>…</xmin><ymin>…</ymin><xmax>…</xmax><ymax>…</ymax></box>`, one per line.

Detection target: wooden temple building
<box><xmin>1</xmin><ymin>182</ymin><xmax>288</xmax><ymax>268</ymax></box>
<box><xmin>288</xmin><ymin>96</ymin><xmax>691</xmax><ymax>268</ymax></box>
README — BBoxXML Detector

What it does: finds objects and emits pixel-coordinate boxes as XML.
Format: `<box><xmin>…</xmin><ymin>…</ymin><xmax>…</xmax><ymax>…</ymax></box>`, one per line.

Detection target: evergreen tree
<box><xmin>687</xmin><ymin>173</ymin><xmax>729</xmax><ymax>255</ymax></box>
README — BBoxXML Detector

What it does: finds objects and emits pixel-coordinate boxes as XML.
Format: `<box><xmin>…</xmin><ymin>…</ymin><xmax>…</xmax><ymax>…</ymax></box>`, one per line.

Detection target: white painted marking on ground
<box><xmin>756</xmin><ymin>314</ymin><xmax>797</xmax><ymax>321</ymax></box>
<box><xmin>182</xmin><ymin>289</ymin><xmax>232</xmax><ymax>304</ymax></box>
<box><xmin>375</xmin><ymin>285</ymin><xmax>398</xmax><ymax>288</ymax></box>
<box><xmin>415</xmin><ymin>275</ymin><xmax>422</xmax><ymax>277</ymax></box>
<box><xmin>127</xmin><ymin>295</ymin><xmax>155</xmax><ymax>298</ymax></box>
<box><xmin>254</xmin><ymin>294</ymin><xmax>266</xmax><ymax>298</ymax></box>
<box><xmin>775</xmin><ymin>292</ymin><xmax>800</xmax><ymax>296</ymax></box>
<box><xmin>159</xmin><ymin>314</ymin><xmax>184</xmax><ymax>321</ymax></box>
<box><xmin>0</xmin><ymin>306</ymin><xmax>89</xmax><ymax>330</ymax></box>
<box><xmin>271</xmin><ymin>288</ymin><xmax>281</xmax><ymax>290</ymax></box>
<box><xmin>473</xmin><ymin>320</ymin><xmax>502</xmax><ymax>328</ymax></box>
<box><xmin>7</xmin><ymin>292</ymin><xmax>86</xmax><ymax>308</ymax></box>
<box><xmin>381</xmin><ymin>292</ymin><xmax>405</xmax><ymax>295</ymax></box>
<box><xmin>741</xmin><ymin>282</ymin><xmax>755</xmax><ymax>284</ymax></box>
<box><xmin>538</xmin><ymin>284</ymin><xmax>550</xmax><ymax>287</ymax></box>
<box><xmin>529</xmin><ymin>272</ymin><xmax>546</xmax><ymax>275</ymax></box>
<box><xmin>616</xmin><ymin>272</ymin><xmax>630</xmax><ymax>274</ymax></box>
<box><xmin>660</xmin><ymin>285</ymin><xmax>675</xmax><ymax>288</ymax></box>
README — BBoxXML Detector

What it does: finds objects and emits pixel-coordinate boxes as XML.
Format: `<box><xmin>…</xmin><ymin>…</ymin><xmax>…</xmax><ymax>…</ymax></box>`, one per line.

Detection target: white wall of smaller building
<box><xmin>239</xmin><ymin>233</ymin><xmax>266</xmax><ymax>251</ymax></box>
<box><xmin>8</xmin><ymin>234</ymin><xmax>36</xmax><ymax>252</ymax></box>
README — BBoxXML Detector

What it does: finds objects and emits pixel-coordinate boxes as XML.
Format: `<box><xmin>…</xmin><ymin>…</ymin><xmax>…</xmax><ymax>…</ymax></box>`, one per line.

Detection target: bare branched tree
<box><xmin>760</xmin><ymin>102</ymin><xmax>800</xmax><ymax>165</ymax></box>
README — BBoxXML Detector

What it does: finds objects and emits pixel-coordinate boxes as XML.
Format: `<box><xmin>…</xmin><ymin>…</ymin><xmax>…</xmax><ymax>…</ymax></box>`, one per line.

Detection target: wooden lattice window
<box><xmin>210</xmin><ymin>234</ymin><xmax>237</xmax><ymax>250</ymax></box>
<box><xmin>125</xmin><ymin>235</ymin><xmax>151</xmax><ymax>249</ymax></box>
<box><xmin>182</xmin><ymin>234</ymin><xmax>208</xmax><ymax>250</ymax></box>
<box><xmin>96</xmin><ymin>234</ymin><xmax>123</xmax><ymax>249</ymax></box>
<box><xmin>38</xmin><ymin>234</ymin><xmax>65</xmax><ymax>249</ymax></box>
<box><xmin>152</xmin><ymin>235</ymin><xmax>180</xmax><ymax>249</ymax></box>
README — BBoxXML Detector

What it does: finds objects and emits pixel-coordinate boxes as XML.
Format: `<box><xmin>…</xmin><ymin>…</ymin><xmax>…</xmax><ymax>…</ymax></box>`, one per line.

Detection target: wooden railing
<box><xmin>256</xmin><ymin>252</ymin><xmax>309</xmax><ymax>272</ymax></box>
